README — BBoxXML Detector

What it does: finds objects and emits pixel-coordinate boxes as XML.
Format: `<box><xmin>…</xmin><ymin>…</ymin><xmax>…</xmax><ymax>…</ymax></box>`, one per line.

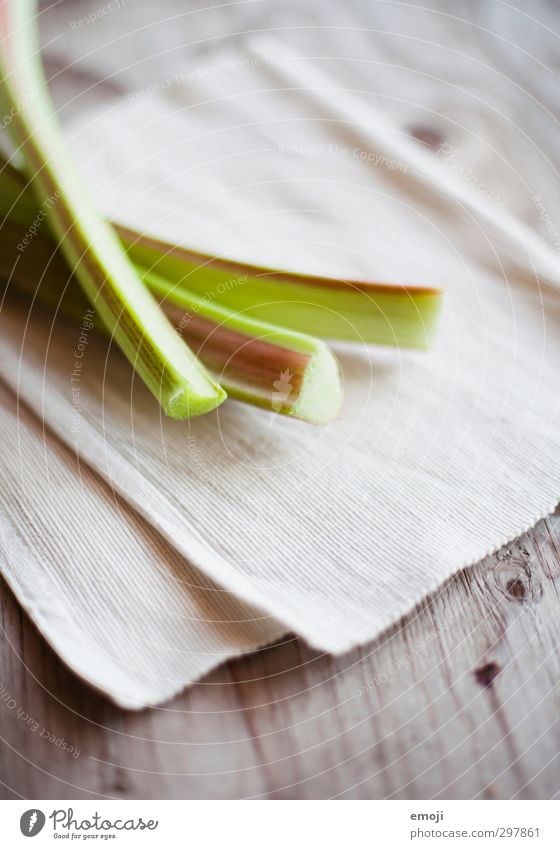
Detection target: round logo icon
<box><xmin>20</xmin><ymin>810</ymin><xmax>46</xmax><ymax>837</ymax></box>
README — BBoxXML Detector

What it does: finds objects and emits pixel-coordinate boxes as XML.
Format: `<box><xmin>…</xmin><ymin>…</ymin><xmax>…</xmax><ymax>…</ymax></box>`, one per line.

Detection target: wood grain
<box><xmin>1</xmin><ymin>507</ymin><xmax>559</xmax><ymax>799</ymax></box>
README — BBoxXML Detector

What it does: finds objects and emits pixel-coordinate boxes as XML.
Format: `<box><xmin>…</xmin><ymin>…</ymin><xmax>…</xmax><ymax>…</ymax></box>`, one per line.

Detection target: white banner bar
<box><xmin>0</xmin><ymin>800</ymin><xmax>558</xmax><ymax>847</ymax></box>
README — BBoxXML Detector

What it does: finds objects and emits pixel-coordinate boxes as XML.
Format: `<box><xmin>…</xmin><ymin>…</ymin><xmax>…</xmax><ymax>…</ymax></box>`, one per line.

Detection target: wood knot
<box><xmin>506</xmin><ymin>577</ymin><xmax>526</xmax><ymax>599</ymax></box>
<box><xmin>408</xmin><ymin>126</ymin><xmax>445</xmax><ymax>151</ymax></box>
<box><xmin>474</xmin><ymin>661</ymin><xmax>501</xmax><ymax>688</ymax></box>
<box><xmin>492</xmin><ymin>558</ymin><xmax>542</xmax><ymax>605</ymax></box>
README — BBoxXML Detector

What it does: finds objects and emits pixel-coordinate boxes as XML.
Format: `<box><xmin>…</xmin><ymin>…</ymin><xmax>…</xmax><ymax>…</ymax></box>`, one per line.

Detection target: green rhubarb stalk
<box><xmin>124</xmin><ymin>228</ymin><xmax>442</xmax><ymax>349</ymax></box>
<box><xmin>0</xmin><ymin>0</ymin><xmax>226</xmax><ymax>418</ymax></box>
<box><xmin>0</xmin><ymin>218</ymin><xmax>343</xmax><ymax>425</ymax></box>
<box><xmin>0</xmin><ymin>156</ymin><xmax>443</xmax><ymax>350</ymax></box>
<box><xmin>148</xmin><ymin>274</ymin><xmax>343</xmax><ymax>425</ymax></box>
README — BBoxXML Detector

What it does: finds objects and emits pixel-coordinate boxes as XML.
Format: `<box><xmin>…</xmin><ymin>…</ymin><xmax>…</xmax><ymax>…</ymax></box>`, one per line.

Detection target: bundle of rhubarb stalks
<box><xmin>0</xmin><ymin>0</ymin><xmax>442</xmax><ymax>425</ymax></box>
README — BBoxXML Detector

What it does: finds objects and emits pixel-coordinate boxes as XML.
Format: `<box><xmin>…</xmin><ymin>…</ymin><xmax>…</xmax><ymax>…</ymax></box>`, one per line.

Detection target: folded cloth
<box><xmin>0</xmin><ymin>380</ymin><xmax>284</xmax><ymax>709</ymax></box>
<box><xmin>1</xmin><ymin>1</ymin><xmax>560</xmax><ymax>706</ymax></box>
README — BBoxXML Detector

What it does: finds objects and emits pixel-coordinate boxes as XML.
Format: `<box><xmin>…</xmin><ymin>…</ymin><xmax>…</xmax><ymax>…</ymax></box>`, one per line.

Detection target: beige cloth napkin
<box><xmin>1</xmin><ymin>0</ymin><xmax>560</xmax><ymax>706</ymax></box>
<box><xmin>0</xmin><ymin>381</ymin><xmax>284</xmax><ymax>709</ymax></box>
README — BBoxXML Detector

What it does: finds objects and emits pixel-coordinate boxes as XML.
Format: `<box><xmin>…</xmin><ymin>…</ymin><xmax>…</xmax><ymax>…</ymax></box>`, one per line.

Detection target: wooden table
<box><xmin>2</xmin><ymin>507</ymin><xmax>559</xmax><ymax>799</ymax></box>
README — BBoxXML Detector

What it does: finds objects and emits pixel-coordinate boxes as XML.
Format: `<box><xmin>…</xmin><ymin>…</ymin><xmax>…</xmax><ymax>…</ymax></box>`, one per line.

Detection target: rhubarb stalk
<box><xmin>0</xmin><ymin>156</ymin><xmax>442</xmax><ymax>350</ymax></box>
<box><xmin>0</xmin><ymin>0</ymin><xmax>226</xmax><ymax>418</ymax></box>
<box><xmin>0</xmin><ymin>218</ymin><xmax>343</xmax><ymax>425</ymax></box>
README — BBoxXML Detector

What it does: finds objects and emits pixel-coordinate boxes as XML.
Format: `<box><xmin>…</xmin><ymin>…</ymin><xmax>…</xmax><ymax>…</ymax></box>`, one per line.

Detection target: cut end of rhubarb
<box><xmin>289</xmin><ymin>342</ymin><xmax>343</xmax><ymax>426</ymax></box>
<box><xmin>401</xmin><ymin>289</ymin><xmax>443</xmax><ymax>350</ymax></box>
<box><xmin>164</xmin><ymin>383</ymin><xmax>227</xmax><ymax>419</ymax></box>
